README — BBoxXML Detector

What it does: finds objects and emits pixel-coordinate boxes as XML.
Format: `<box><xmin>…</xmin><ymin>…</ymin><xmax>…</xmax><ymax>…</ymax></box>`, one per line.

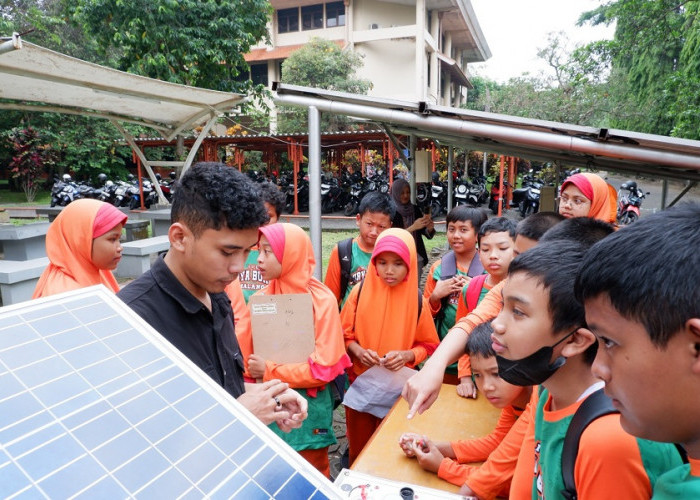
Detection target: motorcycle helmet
<box><xmin>105</xmin><ymin>180</ymin><xmax>114</xmax><ymax>187</ymax></box>
<box><xmin>127</xmin><ymin>173</ymin><xmax>135</xmax><ymax>182</ymax></box>
<box><xmin>621</xmin><ymin>180</ymin><xmax>637</xmax><ymax>191</ymax></box>
<box><xmin>62</xmin><ymin>174</ymin><xmax>72</xmax><ymax>182</ymax></box>
<box><xmin>432</xmin><ymin>171</ymin><xmax>440</xmax><ymax>184</ymax></box>
<box><xmin>97</xmin><ymin>173</ymin><xmax>107</xmax><ymax>184</ymax></box>
<box><xmin>170</xmin><ymin>172</ymin><xmax>177</xmax><ymax>180</ymax></box>
<box><xmin>155</xmin><ymin>173</ymin><xmax>162</xmax><ymax>181</ymax></box>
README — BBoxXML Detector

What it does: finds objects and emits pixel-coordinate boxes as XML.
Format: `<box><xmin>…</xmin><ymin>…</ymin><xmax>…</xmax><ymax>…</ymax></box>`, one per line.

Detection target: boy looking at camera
<box><xmin>575</xmin><ymin>202</ymin><xmax>700</xmax><ymax>498</ymax></box>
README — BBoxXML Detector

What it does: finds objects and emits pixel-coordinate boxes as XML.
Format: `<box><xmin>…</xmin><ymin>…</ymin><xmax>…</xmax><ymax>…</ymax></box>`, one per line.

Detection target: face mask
<box><xmin>496</xmin><ymin>328</ymin><xmax>578</xmax><ymax>386</ymax></box>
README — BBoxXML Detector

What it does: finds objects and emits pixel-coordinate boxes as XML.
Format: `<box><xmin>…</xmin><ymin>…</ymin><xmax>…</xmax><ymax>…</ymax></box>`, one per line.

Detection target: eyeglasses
<box><xmin>560</xmin><ymin>194</ymin><xmax>589</xmax><ymax>207</ymax></box>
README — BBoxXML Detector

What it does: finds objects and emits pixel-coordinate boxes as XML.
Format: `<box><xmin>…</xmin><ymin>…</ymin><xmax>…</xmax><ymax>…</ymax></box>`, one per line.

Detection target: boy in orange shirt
<box><xmin>325</xmin><ymin>192</ymin><xmax>395</xmax><ymax>308</ymax></box>
<box><xmin>398</xmin><ymin>322</ymin><xmax>530</xmax><ymax>495</ymax></box>
<box><xmin>470</xmin><ymin>239</ymin><xmax>682</xmax><ymax>499</ymax></box>
<box><xmin>576</xmin><ymin>202</ymin><xmax>700</xmax><ymax>498</ymax></box>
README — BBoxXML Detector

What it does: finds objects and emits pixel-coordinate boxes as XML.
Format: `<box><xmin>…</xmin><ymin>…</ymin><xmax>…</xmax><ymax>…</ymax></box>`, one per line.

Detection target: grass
<box><xmin>0</xmin><ymin>189</ymin><xmax>52</xmax><ymax>206</ymax></box>
<box><xmin>317</xmin><ymin>229</ymin><xmax>447</xmax><ymax>279</ymax></box>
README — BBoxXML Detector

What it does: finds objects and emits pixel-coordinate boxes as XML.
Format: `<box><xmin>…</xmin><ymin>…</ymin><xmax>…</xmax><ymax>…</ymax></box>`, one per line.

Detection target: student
<box><xmin>402</xmin><ymin>211</ymin><xmax>565</xmax><ymax>417</ymax></box>
<box><xmin>390</xmin><ymin>178</ymin><xmax>435</xmax><ymax>280</ymax></box>
<box><xmin>239</xmin><ymin>223</ymin><xmax>351</xmax><ymax>478</ymax></box>
<box><xmin>423</xmin><ymin>206</ymin><xmax>487</xmax><ymax>382</ymax></box>
<box><xmin>479</xmin><ymin>239</ymin><xmax>682</xmax><ymax>499</ymax></box>
<box><xmin>117</xmin><ymin>163</ymin><xmax>308</xmax><ymax>432</ymax></box>
<box><xmin>341</xmin><ymin>228</ymin><xmax>439</xmax><ymax>464</ymax></box>
<box><xmin>324</xmin><ymin>191</ymin><xmax>395</xmax><ymax>307</ymax></box>
<box><xmin>575</xmin><ymin>202</ymin><xmax>700</xmax><ymax>497</ymax></box>
<box><xmin>398</xmin><ymin>322</ymin><xmax>530</xmax><ymax>496</ymax></box>
<box><xmin>559</xmin><ymin>172</ymin><xmax>617</xmax><ymax>223</ymax></box>
<box><xmin>454</xmin><ymin>217</ymin><xmax>516</xmax><ymax>397</ymax></box>
<box><xmin>33</xmin><ymin>198</ymin><xmax>127</xmax><ymax>298</ymax></box>
<box><xmin>235</xmin><ymin>181</ymin><xmax>285</xmax><ymax>303</ymax></box>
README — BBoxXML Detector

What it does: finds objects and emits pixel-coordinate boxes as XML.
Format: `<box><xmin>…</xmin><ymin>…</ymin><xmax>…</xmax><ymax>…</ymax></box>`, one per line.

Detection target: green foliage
<box><xmin>69</xmin><ymin>0</ymin><xmax>271</xmax><ymax>92</ymax></box>
<box><xmin>278</xmin><ymin>38</ymin><xmax>372</xmax><ymax>133</ymax></box>
<box><xmin>5</xmin><ymin>126</ymin><xmax>55</xmax><ymax>202</ymax></box>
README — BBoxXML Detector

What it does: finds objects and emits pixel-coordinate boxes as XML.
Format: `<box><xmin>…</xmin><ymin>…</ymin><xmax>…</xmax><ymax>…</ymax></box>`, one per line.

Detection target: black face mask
<box><xmin>495</xmin><ymin>328</ymin><xmax>578</xmax><ymax>387</ymax></box>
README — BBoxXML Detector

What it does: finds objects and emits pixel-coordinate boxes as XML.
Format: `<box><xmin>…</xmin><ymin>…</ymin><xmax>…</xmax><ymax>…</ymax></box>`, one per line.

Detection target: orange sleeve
<box><xmin>226</xmin><ymin>281</ymin><xmax>252</xmax><ymax>378</ymax></box>
<box><xmin>453</xmin><ymin>280</ymin><xmax>505</xmax><ymax>334</ymax></box>
<box><xmin>324</xmin><ymin>244</ymin><xmax>342</xmax><ymax>304</ymax></box>
<box><xmin>466</xmin><ymin>397</ymin><xmax>534</xmax><ymax>500</ymax></box>
<box><xmin>340</xmin><ymin>284</ymin><xmax>361</xmax><ymax>349</ymax></box>
<box><xmin>409</xmin><ymin>297</ymin><xmax>440</xmax><ymax>366</ymax></box>
<box><xmin>451</xmin><ymin>406</ymin><xmax>519</xmax><ymax>464</ymax></box>
<box><xmin>437</xmin><ymin>458</ymin><xmax>478</xmax><ymax>487</ymax></box>
<box><xmin>423</xmin><ymin>260</ymin><xmax>441</xmax><ymax>315</ymax></box>
<box><xmin>574</xmin><ymin>414</ymin><xmax>653</xmax><ymax>499</ymax></box>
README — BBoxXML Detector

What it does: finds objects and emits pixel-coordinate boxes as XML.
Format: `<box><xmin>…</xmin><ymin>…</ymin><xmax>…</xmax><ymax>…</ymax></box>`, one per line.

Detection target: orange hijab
<box><xmin>348</xmin><ymin>228</ymin><xmax>438</xmax><ymax>360</ymax></box>
<box><xmin>33</xmin><ymin>199</ymin><xmax>127</xmax><ymax>298</ymax></box>
<box><xmin>561</xmin><ymin>173</ymin><xmax>617</xmax><ymax>223</ymax></box>
<box><xmin>241</xmin><ymin>223</ymin><xmax>350</xmax><ymax>381</ymax></box>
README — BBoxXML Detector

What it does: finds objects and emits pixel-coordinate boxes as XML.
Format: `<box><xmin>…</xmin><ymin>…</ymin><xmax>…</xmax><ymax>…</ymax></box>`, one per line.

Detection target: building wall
<box><xmin>354</xmin><ymin>39</ymin><xmax>416</xmax><ymax>100</ymax></box>
<box><xmin>353</xmin><ymin>0</ymin><xmax>415</xmax><ymax>29</ymax></box>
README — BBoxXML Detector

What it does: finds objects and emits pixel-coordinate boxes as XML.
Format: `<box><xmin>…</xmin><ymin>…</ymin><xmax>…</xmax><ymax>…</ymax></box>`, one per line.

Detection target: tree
<box><xmin>69</xmin><ymin>0</ymin><xmax>271</xmax><ymax>93</ymax></box>
<box><xmin>5</xmin><ymin>127</ymin><xmax>55</xmax><ymax>202</ymax></box>
<box><xmin>277</xmin><ymin>38</ymin><xmax>372</xmax><ymax>133</ymax></box>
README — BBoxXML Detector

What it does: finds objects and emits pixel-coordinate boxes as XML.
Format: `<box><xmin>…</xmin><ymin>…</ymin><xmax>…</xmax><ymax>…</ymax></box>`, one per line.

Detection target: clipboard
<box><xmin>249</xmin><ymin>293</ymin><xmax>315</xmax><ymax>364</ymax></box>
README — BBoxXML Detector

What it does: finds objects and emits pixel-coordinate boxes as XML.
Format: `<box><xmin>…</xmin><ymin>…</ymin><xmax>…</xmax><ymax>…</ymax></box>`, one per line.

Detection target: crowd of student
<box><xmin>32</xmin><ymin>162</ymin><xmax>700</xmax><ymax>498</ymax></box>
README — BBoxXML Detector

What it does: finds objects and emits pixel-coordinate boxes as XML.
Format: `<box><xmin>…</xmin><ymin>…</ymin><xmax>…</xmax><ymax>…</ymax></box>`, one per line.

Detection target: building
<box><xmin>244</xmin><ymin>0</ymin><xmax>491</xmax><ymax>112</ymax></box>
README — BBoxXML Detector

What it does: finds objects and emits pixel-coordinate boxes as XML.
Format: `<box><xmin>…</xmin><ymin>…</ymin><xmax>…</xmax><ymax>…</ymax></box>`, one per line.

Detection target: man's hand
<box><xmin>402</xmin><ymin>364</ymin><xmax>444</xmax><ymax>419</ymax></box>
<box><xmin>238</xmin><ymin>380</ymin><xmax>308</xmax><ymax>431</ymax></box>
<box><xmin>456</xmin><ymin>377</ymin><xmax>477</xmax><ymax>399</ymax></box>
<box><xmin>247</xmin><ymin>354</ymin><xmax>266</xmax><ymax>379</ymax></box>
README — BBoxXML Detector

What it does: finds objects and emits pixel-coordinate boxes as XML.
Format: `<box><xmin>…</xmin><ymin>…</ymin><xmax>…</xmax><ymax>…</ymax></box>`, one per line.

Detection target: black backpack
<box><xmin>337</xmin><ymin>237</ymin><xmax>354</xmax><ymax>302</ymax></box>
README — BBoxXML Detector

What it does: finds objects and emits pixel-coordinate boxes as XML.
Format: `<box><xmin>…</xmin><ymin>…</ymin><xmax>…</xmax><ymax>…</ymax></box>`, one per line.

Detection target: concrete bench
<box><xmin>115</xmin><ymin>235</ymin><xmax>170</xmax><ymax>278</ymax></box>
<box><xmin>123</xmin><ymin>219</ymin><xmax>150</xmax><ymax>242</ymax></box>
<box><xmin>135</xmin><ymin>208</ymin><xmax>171</xmax><ymax>236</ymax></box>
<box><xmin>37</xmin><ymin>206</ymin><xmax>130</xmax><ymax>223</ymax></box>
<box><xmin>0</xmin><ymin>257</ymin><xmax>49</xmax><ymax>306</ymax></box>
<box><xmin>0</xmin><ymin>222</ymin><xmax>50</xmax><ymax>260</ymax></box>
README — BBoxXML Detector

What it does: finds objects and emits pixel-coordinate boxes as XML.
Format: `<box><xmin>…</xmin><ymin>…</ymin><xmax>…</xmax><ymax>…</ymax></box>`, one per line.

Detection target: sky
<box><xmin>469</xmin><ymin>0</ymin><xmax>616</xmax><ymax>83</ymax></box>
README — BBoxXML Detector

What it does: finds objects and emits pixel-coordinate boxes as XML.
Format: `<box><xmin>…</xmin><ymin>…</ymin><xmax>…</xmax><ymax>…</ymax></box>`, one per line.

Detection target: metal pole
<box><xmin>447</xmin><ymin>145</ymin><xmax>454</xmax><ymax>211</ymax></box>
<box><xmin>661</xmin><ymin>179</ymin><xmax>668</xmax><ymax>209</ymax></box>
<box><xmin>410</xmin><ymin>135</ymin><xmax>417</xmax><ymax>204</ymax></box>
<box><xmin>308</xmin><ymin>105</ymin><xmax>322</xmax><ymax>280</ymax></box>
<box><xmin>0</xmin><ymin>33</ymin><xmax>22</xmax><ymax>55</ymax></box>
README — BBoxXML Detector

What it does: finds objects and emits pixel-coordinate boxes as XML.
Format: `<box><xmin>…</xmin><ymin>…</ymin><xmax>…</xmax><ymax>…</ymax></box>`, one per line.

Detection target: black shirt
<box><xmin>117</xmin><ymin>256</ymin><xmax>246</xmax><ymax>398</ymax></box>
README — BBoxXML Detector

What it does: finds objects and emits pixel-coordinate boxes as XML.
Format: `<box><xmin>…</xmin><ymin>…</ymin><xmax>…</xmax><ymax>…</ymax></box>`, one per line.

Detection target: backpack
<box><xmin>434</xmin><ymin>251</ymin><xmax>485</xmax><ymax>331</ymax></box>
<box><xmin>464</xmin><ymin>273</ymin><xmax>489</xmax><ymax>313</ymax></box>
<box><xmin>338</xmin><ymin>237</ymin><xmax>354</xmax><ymax>301</ymax></box>
<box><xmin>560</xmin><ymin>388</ymin><xmax>618</xmax><ymax>500</ymax></box>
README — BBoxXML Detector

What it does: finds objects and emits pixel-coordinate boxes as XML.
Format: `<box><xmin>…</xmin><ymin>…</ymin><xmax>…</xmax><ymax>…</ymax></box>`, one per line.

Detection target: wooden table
<box><xmin>351</xmin><ymin>383</ymin><xmax>501</xmax><ymax>493</ymax></box>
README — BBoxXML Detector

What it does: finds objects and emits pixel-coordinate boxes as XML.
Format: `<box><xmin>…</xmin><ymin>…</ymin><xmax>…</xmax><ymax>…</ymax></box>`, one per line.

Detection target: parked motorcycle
<box><xmin>488</xmin><ymin>180</ymin><xmax>509</xmax><ymax>214</ymax></box>
<box><xmin>343</xmin><ymin>172</ymin><xmax>368</xmax><ymax>216</ymax></box>
<box><xmin>284</xmin><ymin>173</ymin><xmax>309</xmax><ymax>214</ymax></box>
<box><xmin>616</xmin><ymin>180</ymin><xmax>648</xmax><ymax>225</ymax></box>
<box><xmin>511</xmin><ymin>173</ymin><xmax>544</xmax><ymax>218</ymax></box>
<box><xmin>128</xmin><ymin>178</ymin><xmax>157</xmax><ymax>210</ymax></box>
<box><xmin>430</xmin><ymin>175</ymin><xmax>447</xmax><ymax>218</ymax></box>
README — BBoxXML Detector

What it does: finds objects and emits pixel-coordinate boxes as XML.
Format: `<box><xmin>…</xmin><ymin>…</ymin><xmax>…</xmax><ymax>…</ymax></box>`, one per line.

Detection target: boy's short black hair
<box><xmin>575</xmin><ymin>202</ymin><xmax>700</xmax><ymax>348</ymax></box>
<box><xmin>478</xmin><ymin>217</ymin><xmax>516</xmax><ymax>245</ymax></box>
<box><xmin>446</xmin><ymin>206</ymin><xmax>488</xmax><ymax>232</ymax></box>
<box><xmin>171</xmin><ymin>162</ymin><xmax>269</xmax><ymax>236</ymax></box>
<box><xmin>466</xmin><ymin>322</ymin><xmax>496</xmax><ymax>358</ymax></box>
<box><xmin>258</xmin><ymin>181</ymin><xmax>285</xmax><ymax>218</ymax></box>
<box><xmin>509</xmin><ymin>239</ymin><xmax>597</xmax><ymax>363</ymax></box>
<box><xmin>358</xmin><ymin>191</ymin><xmax>396</xmax><ymax>220</ymax></box>
<box><xmin>540</xmin><ymin>217</ymin><xmax>614</xmax><ymax>247</ymax></box>
<box><xmin>515</xmin><ymin>211</ymin><xmax>565</xmax><ymax>241</ymax></box>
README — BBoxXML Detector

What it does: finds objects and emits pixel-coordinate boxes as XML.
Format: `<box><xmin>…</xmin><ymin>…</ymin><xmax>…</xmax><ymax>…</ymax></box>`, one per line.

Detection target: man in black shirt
<box><xmin>118</xmin><ymin>163</ymin><xmax>307</xmax><ymax>431</ymax></box>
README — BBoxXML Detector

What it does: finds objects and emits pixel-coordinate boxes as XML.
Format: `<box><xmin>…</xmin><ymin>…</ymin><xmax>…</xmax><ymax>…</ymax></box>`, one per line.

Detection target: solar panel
<box><xmin>0</xmin><ymin>285</ymin><xmax>339</xmax><ymax>499</ymax></box>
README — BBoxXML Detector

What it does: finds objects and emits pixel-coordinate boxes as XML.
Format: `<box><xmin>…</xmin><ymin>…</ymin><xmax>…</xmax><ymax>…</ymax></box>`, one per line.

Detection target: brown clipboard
<box><xmin>249</xmin><ymin>293</ymin><xmax>315</xmax><ymax>364</ymax></box>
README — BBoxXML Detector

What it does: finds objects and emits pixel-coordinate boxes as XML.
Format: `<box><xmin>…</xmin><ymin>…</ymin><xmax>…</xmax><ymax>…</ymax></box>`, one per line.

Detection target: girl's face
<box><xmin>257</xmin><ymin>235</ymin><xmax>282</xmax><ymax>280</ymax></box>
<box><xmin>374</xmin><ymin>251</ymin><xmax>408</xmax><ymax>286</ymax></box>
<box><xmin>263</xmin><ymin>201</ymin><xmax>279</xmax><ymax>225</ymax></box>
<box><xmin>399</xmin><ymin>185</ymin><xmax>411</xmax><ymax>205</ymax></box>
<box><xmin>559</xmin><ymin>184</ymin><xmax>592</xmax><ymax>218</ymax></box>
<box><xmin>91</xmin><ymin>223</ymin><xmax>124</xmax><ymax>270</ymax></box>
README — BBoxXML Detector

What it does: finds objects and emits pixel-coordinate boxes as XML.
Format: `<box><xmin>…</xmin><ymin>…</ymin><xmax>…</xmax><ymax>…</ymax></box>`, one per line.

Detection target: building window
<box><xmin>250</xmin><ymin>64</ymin><xmax>268</xmax><ymax>86</ymax></box>
<box><xmin>278</xmin><ymin>7</ymin><xmax>299</xmax><ymax>33</ymax></box>
<box><xmin>302</xmin><ymin>4</ymin><xmax>323</xmax><ymax>31</ymax></box>
<box><xmin>326</xmin><ymin>1</ymin><xmax>345</xmax><ymax>28</ymax></box>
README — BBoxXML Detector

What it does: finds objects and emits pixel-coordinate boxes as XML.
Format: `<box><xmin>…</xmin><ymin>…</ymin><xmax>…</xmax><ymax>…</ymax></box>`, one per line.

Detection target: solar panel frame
<box><xmin>0</xmin><ymin>285</ymin><xmax>340</xmax><ymax>499</ymax></box>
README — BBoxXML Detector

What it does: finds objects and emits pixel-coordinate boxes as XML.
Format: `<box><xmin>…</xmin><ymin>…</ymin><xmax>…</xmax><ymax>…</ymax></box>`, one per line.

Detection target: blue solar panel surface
<box><xmin>0</xmin><ymin>286</ymin><xmax>337</xmax><ymax>499</ymax></box>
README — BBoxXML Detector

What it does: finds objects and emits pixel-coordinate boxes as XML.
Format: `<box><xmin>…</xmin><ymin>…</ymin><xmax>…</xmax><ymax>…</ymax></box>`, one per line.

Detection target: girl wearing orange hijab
<box><xmin>559</xmin><ymin>172</ymin><xmax>617</xmax><ymax>223</ymax></box>
<box><xmin>340</xmin><ymin>227</ymin><xmax>440</xmax><ymax>464</ymax></box>
<box><xmin>240</xmin><ymin>223</ymin><xmax>351</xmax><ymax>477</ymax></box>
<box><xmin>33</xmin><ymin>199</ymin><xmax>127</xmax><ymax>298</ymax></box>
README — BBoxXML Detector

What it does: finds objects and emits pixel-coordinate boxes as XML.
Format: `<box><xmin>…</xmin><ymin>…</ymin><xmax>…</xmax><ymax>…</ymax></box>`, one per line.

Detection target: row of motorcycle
<box><xmin>50</xmin><ymin>172</ymin><xmax>177</xmax><ymax>209</ymax></box>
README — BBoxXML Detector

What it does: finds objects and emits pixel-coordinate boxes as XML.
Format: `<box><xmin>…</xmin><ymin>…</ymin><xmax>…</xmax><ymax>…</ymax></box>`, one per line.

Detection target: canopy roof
<box><xmin>0</xmin><ymin>35</ymin><xmax>247</xmax><ymax>141</ymax></box>
<box><xmin>273</xmin><ymin>83</ymin><xmax>700</xmax><ymax>183</ymax></box>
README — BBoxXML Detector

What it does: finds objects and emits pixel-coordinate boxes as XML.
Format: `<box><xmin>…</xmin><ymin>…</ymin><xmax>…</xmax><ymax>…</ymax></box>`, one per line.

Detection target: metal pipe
<box><xmin>447</xmin><ymin>145</ymin><xmax>454</xmax><ymax>211</ymax></box>
<box><xmin>410</xmin><ymin>135</ymin><xmax>417</xmax><ymax>204</ymax></box>
<box><xmin>273</xmin><ymin>94</ymin><xmax>700</xmax><ymax>172</ymax></box>
<box><xmin>0</xmin><ymin>33</ymin><xmax>22</xmax><ymax>56</ymax></box>
<box><xmin>308</xmin><ymin>106</ymin><xmax>322</xmax><ymax>280</ymax></box>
